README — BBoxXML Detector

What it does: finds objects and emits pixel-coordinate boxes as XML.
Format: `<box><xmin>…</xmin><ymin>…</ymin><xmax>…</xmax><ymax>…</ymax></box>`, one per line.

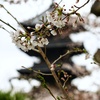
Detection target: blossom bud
<box><xmin>47</xmin><ymin>25</ymin><xmax>52</xmax><ymax>29</ymax></box>
<box><xmin>50</xmin><ymin>64</ymin><xmax>55</xmax><ymax>71</ymax></box>
<box><xmin>51</xmin><ymin>30</ymin><xmax>57</xmax><ymax>36</ymax></box>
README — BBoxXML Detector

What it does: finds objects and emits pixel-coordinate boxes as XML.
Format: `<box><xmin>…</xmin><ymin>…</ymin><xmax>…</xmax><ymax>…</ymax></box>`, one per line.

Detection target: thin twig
<box><xmin>22</xmin><ymin>66</ymin><xmax>52</xmax><ymax>76</ymax></box>
<box><xmin>63</xmin><ymin>75</ymin><xmax>71</xmax><ymax>88</ymax></box>
<box><xmin>74</xmin><ymin>0</ymin><xmax>90</xmax><ymax>12</ymax></box>
<box><xmin>52</xmin><ymin>49</ymin><xmax>86</xmax><ymax>65</ymax></box>
<box><xmin>52</xmin><ymin>50</ymin><xmax>70</xmax><ymax>65</ymax></box>
<box><xmin>45</xmin><ymin>85</ymin><xmax>57</xmax><ymax>100</ymax></box>
<box><xmin>58</xmin><ymin>0</ymin><xmax>63</xmax><ymax>5</ymax></box>
<box><xmin>0</xmin><ymin>4</ymin><xmax>29</xmax><ymax>33</ymax></box>
<box><xmin>0</xmin><ymin>19</ymin><xmax>16</xmax><ymax>31</ymax></box>
<box><xmin>0</xmin><ymin>26</ymin><xmax>11</xmax><ymax>33</ymax></box>
<box><xmin>63</xmin><ymin>0</ymin><xmax>90</xmax><ymax>19</ymax></box>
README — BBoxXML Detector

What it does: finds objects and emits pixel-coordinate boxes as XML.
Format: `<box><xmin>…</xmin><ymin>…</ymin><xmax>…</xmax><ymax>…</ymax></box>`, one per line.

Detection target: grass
<box><xmin>0</xmin><ymin>91</ymin><xmax>29</xmax><ymax>100</ymax></box>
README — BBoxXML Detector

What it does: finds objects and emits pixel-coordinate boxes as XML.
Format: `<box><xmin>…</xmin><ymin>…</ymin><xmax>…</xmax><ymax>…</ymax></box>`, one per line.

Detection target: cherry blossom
<box><xmin>10</xmin><ymin>30</ymin><xmax>49</xmax><ymax>51</ymax></box>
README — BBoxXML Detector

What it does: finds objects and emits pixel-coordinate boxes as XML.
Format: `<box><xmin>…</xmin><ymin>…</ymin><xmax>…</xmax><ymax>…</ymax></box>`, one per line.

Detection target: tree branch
<box><xmin>22</xmin><ymin>66</ymin><xmax>52</xmax><ymax>76</ymax></box>
<box><xmin>63</xmin><ymin>0</ymin><xmax>90</xmax><ymax>19</ymax></box>
<box><xmin>0</xmin><ymin>4</ymin><xmax>29</xmax><ymax>33</ymax></box>
<box><xmin>37</xmin><ymin>46</ymin><xmax>71</xmax><ymax>100</ymax></box>
<box><xmin>0</xmin><ymin>19</ymin><xmax>16</xmax><ymax>31</ymax></box>
<box><xmin>52</xmin><ymin>48</ymin><xmax>86</xmax><ymax>65</ymax></box>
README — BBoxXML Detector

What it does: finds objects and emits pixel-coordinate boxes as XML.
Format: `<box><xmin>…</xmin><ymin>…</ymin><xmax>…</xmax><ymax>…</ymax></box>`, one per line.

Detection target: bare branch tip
<box><xmin>0</xmin><ymin>4</ymin><xmax>3</xmax><ymax>8</ymax></box>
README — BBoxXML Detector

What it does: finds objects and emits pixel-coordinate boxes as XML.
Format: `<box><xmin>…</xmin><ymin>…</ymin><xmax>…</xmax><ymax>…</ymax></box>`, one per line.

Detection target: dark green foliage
<box><xmin>0</xmin><ymin>91</ymin><xmax>12</xmax><ymax>100</ymax></box>
<box><xmin>0</xmin><ymin>91</ymin><xmax>27</xmax><ymax>100</ymax></box>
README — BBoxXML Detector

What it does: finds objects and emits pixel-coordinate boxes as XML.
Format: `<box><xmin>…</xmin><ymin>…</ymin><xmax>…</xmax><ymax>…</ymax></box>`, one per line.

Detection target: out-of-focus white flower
<box><xmin>35</xmin><ymin>24</ymin><xmax>43</xmax><ymax>31</ymax></box>
<box><xmin>51</xmin><ymin>30</ymin><xmax>57</xmax><ymax>36</ymax></box>
<box><xmin>46</xmin><ymin>8</ymin><xmax>66</xmax><ymax>28</ymax></box>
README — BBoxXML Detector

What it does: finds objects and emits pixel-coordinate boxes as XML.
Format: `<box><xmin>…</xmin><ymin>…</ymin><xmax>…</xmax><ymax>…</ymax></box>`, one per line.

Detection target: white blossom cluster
<box><xmin>10</xmin><ymin>30</ymin><xmax>49</xmax><ymax>52</ymax></box>
<box><xmin>10</xmin><ymin>30</ymin><xmax>34</xmax><ymax>51</ymax></box>
<box><xmin>10</xmin><ymin>3</ymin><xmax>67</xmax><ymax>52</ymax></box>
<box><xmin>46</xmin><ymin>4</ymin><xmax>66</xmax><ymax>28</ymax></box>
